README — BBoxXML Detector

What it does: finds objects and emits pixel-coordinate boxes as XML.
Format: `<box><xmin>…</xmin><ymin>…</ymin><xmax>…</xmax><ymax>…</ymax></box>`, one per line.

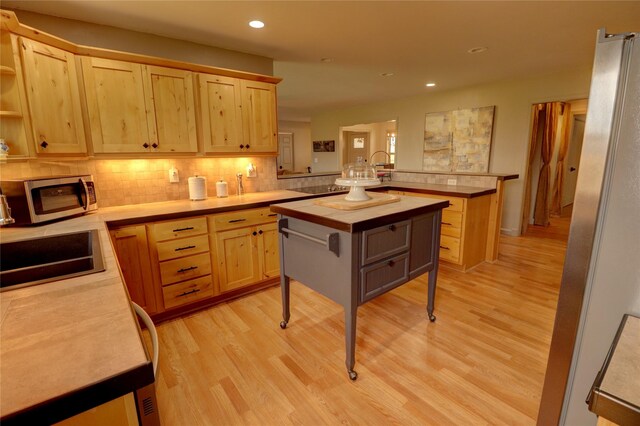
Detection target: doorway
<box><xmin>277</xmin><ymin>132</ymin><xmax>294</xmax><ymax>173</ymax></box>
<box><xmin>521</xmin><ymin>99</ymin><xmax>587</xmax><ymax>235</ymax></box>
<box><xmin>344</xmin><ymin>131</ymin><xmax>370</xmax><ymax>164</ymax></box>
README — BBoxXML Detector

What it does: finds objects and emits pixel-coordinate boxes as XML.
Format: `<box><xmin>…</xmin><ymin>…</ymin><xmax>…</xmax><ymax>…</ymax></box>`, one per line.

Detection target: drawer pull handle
<box><xmin>268</xmin><ymin>213</ymin><xmax>277</xmax><ymax>217</ymax></box>
<box><xmin>442</xmin><ymin>222</ymin><xmax>452</xmax><ymax>226</ymax></box>
<box><xmin>229</xmin><ymin>218</ymin><xmax>246</xmax><ymax>223</ymax></box>
<box><xmin>174</xmin><ymin>245</ymin><xmax>196</xmax><ymax>252</ymax></box>
<box><xmin>440</xmin><ymin>245</ymin><xmax>450</xmax><ymax>250</ymax></box>
<box><xmin>177</xmin><ymin>266</ymin><xmax>198</xmax><ymax>273</ymax></box>
<box><xmin>388</xmin><ymin>224</ymin><xmax>396</xmax><ymax>231</ymax></box>
<box><xmin>388</xmin><ymin>260</ymin><xmax>395</xmax><ymax>267</ymax></box>
<box><xmin>177</xmin><ymin>288</ymin><xmax>200</xmax><ymax>297</ymax></box>
<box><xmin>173</xmin><ymin>226</ymin><xmax>195</xmax><ymax>232</ymax></box>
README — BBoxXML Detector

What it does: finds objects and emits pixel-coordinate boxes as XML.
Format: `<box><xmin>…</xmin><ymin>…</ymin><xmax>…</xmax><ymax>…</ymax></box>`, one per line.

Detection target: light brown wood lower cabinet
<box><xmin>54</xmin><ymin>393</ymin><xmax>138</xmax><ymax>426</ymax></box>
<box><xmin>389</xmin><ymin>190</ymin><xmax>491</xmax><ymax>271</ymax></box>
<box><xmin>110</xmin><ymin>207</ymin><xmax>279</xmax><ymax>318</ymax></box>
<box><xmin>209</xmin><ymin>207</ymin><xmax>279</xmax><ymax>293</ymax></box>
<box><xmin>110</xmin><ymin>225</ymin><xmax>157</xmax><ymax>314</ymax></box>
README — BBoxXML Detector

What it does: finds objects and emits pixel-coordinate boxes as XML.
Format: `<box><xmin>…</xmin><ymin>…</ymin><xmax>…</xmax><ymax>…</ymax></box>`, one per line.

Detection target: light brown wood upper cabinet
<box><xmin>82</xmin><ymin>57</ymin><xmax>197</xmax><ymax>153</ymax></box>
<box><xmin>199</xmin><ymin>74</ymin><xmax>277</xmax><ymax>154</ymax></box>
<box><xmin>240</xmin><ymin>80</ymin><xmax>278</xmax><ymax>153</ymax></box>
<box><xmin>19</xmin><ymin>37</ymin><xmax>87</xmax><ymax>154</ymax></box>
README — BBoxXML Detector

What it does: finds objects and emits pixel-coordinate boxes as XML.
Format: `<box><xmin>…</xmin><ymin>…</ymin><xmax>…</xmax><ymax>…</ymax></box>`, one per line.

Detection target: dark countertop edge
<box><xmin>587</xmin><ymin>314</ymin><xmax>640</xmax><ymax>424</ymax></box>
<box><xmin>391</xmin><ymin>170</ymin><xmax>519</xmax><ymax>181</ymax></box>
<box><xmin>375</xmin><ymin>185</ymin><xmax>496</xmax><ymax>198</ymax></box>
<box><xmin>270</xmin><ymin>200</ymin><xmax>449</xmax><ymax>233</ymax></box>
<box><xmin>1</xmin><ymin>362</ymin><xmax>154</xmax><ymax>425</ymax></box>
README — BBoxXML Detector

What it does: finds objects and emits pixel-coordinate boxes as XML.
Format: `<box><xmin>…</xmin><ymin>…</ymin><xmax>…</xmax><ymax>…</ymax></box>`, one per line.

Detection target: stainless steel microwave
<box><xmin>0</xmin><ymin>175</ymin><xmax>97</xmax><ymax>225</ymax></box>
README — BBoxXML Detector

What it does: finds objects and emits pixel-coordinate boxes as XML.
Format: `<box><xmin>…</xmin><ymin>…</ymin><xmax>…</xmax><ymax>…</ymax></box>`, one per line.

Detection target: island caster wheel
<box><xmin>428</xmin><ymin>314</ymin><xmax>436</xmax><ymax>322</ymax></box>
<box><xmin>348</xmin><ymin>370</ymin><xmax>358</xmax><ymax>381</ymax></box>
<box><xmin>280</xmin><ymin>320</ymin><xmax>288</xmax><ymax>329</ymax></box>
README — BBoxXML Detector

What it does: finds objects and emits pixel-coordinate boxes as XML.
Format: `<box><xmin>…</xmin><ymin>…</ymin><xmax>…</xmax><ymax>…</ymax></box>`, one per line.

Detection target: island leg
<box><xmin>427</xmin><ymin>263</ymin><xmax>438</xmax><ymax>322</ymax></box>
<box><xmin>280</xmin><ymin>274</ymin><xmax>291</xmax><ymax>329</ymax></box>
<box><xmin>345</xmin><ymin>305</ymin><xmax>358</xmax><ymax>380</ymax></box>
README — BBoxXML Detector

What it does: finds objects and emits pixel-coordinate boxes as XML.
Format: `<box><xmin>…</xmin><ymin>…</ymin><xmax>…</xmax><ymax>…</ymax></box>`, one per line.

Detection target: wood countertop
<box><xmin>0</xmin><ymin>185</ymin><xmax>484</xmax><ymax>421</ymax></box>
<box><xmin>271</xmin><ymin>194</ymin><xmax>449</xmax><ymax>232</ymax></box>
<box><xmin>372</xmin><ymin>182</ymin><xmax>496</xmax><ymax>198</ymax></box>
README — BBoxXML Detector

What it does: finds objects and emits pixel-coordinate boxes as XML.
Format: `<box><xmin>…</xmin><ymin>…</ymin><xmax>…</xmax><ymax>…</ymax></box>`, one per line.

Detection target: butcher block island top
<box><xmin>271</xmin><ymin>192</ymin><xmax>450</xmax><ymax>232</ymax></box>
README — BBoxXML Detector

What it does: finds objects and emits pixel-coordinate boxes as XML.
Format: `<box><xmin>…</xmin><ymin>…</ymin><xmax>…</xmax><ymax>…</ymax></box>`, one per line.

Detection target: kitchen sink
<box><xmin>0</xmin><ymin>229</ymin><xmax>105</xmax><ymax>291</ymax></box>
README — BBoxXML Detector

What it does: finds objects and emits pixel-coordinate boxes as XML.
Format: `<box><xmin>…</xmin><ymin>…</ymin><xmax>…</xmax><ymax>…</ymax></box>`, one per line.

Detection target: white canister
<box><xmin>188</xmin><ymin>176</ymin><xmax>207</xmax><ymax>201</ymax></box>
<box><xmin>215</xmin><ymin>179</ymin><xmax>228</xmax><ymax>198</ymax></box>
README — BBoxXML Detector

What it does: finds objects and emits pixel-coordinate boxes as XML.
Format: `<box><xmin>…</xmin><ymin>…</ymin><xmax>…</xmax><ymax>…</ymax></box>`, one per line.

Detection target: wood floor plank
<box><xmin>148</xmin><ymin>215</ymin><xmax>569</xmax><ymax>424</ymax></box>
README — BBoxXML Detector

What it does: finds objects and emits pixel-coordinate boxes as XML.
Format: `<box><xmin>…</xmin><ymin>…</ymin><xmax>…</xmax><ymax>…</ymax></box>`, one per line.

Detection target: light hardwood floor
<box><xmin>148</xmin><ymin>216</ymin><xmax>569</xmax><ymax>425</ymax></box>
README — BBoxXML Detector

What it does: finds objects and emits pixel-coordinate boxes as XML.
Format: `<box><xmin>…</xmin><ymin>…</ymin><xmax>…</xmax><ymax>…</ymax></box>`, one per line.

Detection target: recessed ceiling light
<box><xmin>249</xmin><ymin>20</ymin><xmax>265</xmax><ymax>29</ymax></box>
<box><xmin>380</xmin><ymin>72</ymin><xmax>394</xmax><ymax>77</ymax></box>
<box><xmin>320</xmin><ymin>57</ymin><xmax>333</xmax><ymax>63</ymax></box>
<box><xmin>467</xmin><ymin>46</ymin><xmax>488</xmax><ymax>54</ymax></box>
<box><xmin>425</xmin><ymin>82</ymin><xmax>436</xmax><ymax>87</ymax></box>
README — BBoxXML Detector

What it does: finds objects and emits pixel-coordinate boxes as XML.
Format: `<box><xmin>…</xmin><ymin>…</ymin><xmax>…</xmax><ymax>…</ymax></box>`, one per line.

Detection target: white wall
<box><xmin>278</xmin><ymin>121</ymin><xmax>312</xmax><ymax>173</ymax></box>
<box><xmin>311</xmin><ymin>68</ymin><xmax>592</xmax><ymax>234</ymax></box>
<box><xmin>9</xmin><ymin>9</ymin><xmax>273</xmax><ymax>75</ymax></box>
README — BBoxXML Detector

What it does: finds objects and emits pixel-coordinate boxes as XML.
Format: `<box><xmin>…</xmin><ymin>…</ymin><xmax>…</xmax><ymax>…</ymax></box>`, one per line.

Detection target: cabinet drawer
<box><xmin>159</xmin><ymin>252</ymin><xmax>211</xmax><ymax>285</ymax></box>
<box><xmin>360</xmin><ymin>253</ymin><xmax>409</xmax><ymax>303</ymax></box>
<box><xmin>439</xmin><ymin>235</ymin><xmax>461</xmax><ymax>263</ymax></box>
<box><xmin>209</xmin><ymin>207</ymin><xmax>277</xmax><ymax>232</ymax></box>
<box><xmin>156</xmin><ymin>234</ymin><xmax>210</xmax><ymax>261</ymax></box>
<box><xmin>162</xmin><ymin>275</ymin><xmax>214</xmax><ymax>309</ymax></box>
<box><xmin>152</xmin><ymin>217</ymin><xmax>208</xmax><ymax>242</ymax></box>
<box><xmin>361</xmin><ymin>219</ymin><xmax>411</xmax><ymax>266</ymax></box>
<box><xmin>441</xmin><ymin>210</ymin><xmax>463</xmax><ymax>238</ymax></box>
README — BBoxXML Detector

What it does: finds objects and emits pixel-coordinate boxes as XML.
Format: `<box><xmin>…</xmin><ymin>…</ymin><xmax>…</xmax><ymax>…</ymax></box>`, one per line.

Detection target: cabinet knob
<box><xmin>40</xmin><ymin>140</ymin><xmax>48</xmax><ymax>149</ymax></box>
<box><xmin>258</xmin><ymin>229</ymin><xmax>263</xmax><ymax>235</ymax></box>
<box><xmin>388</xmin><ymin>224</ymin><xmax>396</xmax><ymax>231</ymax></box>
<box><xmin>252</xmin><ymin>231</ymin><xmax>258</xmax><ymax>236</ymax></box>
<box><xmin>245</xmin><ymin>144</ymin><xmax>250</xmax><ymax>149</ymax></box>
<box><xmin>388</xmin><ymin>260</ymin><xmax>395</xmax><ymax>267</ymax></box>
<box><xmin>239</xmin><ymin>144</ymin><xmax>245</xmax><ymax>149</ymax></box>
<box><xmin>151</xmin><ymin>143</ymin><xmax>158</xmax><ymax>149</ymax></box>
<box><xmin>143</xmin><ymin>143</ymin><xmax>150</xmax><ymax>149</ymax></box>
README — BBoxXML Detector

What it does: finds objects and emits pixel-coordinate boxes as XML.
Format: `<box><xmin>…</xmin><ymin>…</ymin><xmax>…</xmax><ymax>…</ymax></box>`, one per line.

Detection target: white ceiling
<box><xmin>4</xmin><ymin>1</ymin><xmax>640</xmax><ymax>121</ymax></box>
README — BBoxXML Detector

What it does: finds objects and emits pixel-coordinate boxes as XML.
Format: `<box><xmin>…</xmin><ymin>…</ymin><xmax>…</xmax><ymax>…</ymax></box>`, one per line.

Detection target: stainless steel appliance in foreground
<box><xmin>271</xmin><ymin>194</ymin><xmax>447</xmax><ymax>379</ymax></box>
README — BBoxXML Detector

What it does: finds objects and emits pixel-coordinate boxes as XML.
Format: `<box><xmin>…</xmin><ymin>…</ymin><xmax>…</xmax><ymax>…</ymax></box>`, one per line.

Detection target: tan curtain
<box><xmin>551</xmin><ymin>103</ymin><xmax>571</xmax><ymax>216</ymax></box>
<box><xmin>533</xmin><ymin>102</ymin><xmax>559</xmax><ymax>226</ymax></box>
<box><xmin>521</xmin><ymin>104</ymin><xmax>544</xmax><ymax>234</ymax></box>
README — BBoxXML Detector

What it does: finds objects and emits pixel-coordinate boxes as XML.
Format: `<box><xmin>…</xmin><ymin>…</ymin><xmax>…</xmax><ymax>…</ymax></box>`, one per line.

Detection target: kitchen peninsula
<box><xmin>272</xmin><ymin>194</ymin><xmax>448</xmax><ymax>379</ymax></box>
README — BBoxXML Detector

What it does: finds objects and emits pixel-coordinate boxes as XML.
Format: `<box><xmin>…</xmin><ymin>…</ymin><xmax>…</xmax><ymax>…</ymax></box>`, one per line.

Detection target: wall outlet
<box><xmin>169</xmin><ymin>167</ymin><xmax>179</xmax><ymax>183</ymax></box>
<box><xmin>246</xmin><ymin>163</ymin><xmax>257</xmax><ymax>178</ymax></box>
<box><xmin>447</xmin><ymin>178</ymin><xmax>457</xmax><ymax>186</ymax></box>
<box><xmin>313</xmin><ymin>157</ymin><xmax>318</xmax><ymax>163</ymax></box>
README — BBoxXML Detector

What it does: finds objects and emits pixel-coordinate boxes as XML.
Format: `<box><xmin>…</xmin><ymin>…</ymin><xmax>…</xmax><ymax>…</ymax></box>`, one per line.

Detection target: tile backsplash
<box><xmin>0</xmin><ymin>157</ymin><xmax>280</xmax><ymax>207</ymax></box>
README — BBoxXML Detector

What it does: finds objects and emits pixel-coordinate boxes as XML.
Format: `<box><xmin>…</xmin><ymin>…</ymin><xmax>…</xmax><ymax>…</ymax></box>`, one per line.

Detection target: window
<box><xmin>387</xmin><ymin>132</ymin><xmax>396</xmax><ymax>164</ymax></box>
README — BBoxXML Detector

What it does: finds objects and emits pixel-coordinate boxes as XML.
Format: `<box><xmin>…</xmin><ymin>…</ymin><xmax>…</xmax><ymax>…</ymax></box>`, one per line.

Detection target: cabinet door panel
<box><xmin>144</xmin><ymin>65</ymin><xmax>197</xmax><ymax>152</ymax></box>
<box><xmin>241</xmin><ymin>80</ymin><xmax>277</xmax><ymax>152</ymax></box>
<box><xmin>110</xmin><ymin>226</ymin><xmax>157</xmax><ymax>314</ymax></box>
<box><xmin>82</xmin><ymin>57</ymin><xmax>149</xmax><ymax>152</ymax></box>
<box><xmin>20</xmin><ymin>37</ymin><xmax>86</xmax><ymax>154</ymax></box>
<box><xmin>199</xmin><ymin>74</ymin><xmax>243</xmax><ymax>152</ymax></box>
<box><xmin>215</xmin><ymin>227</ymin><xmax>260</xmax><ymax>292</ymax></box>
<box><xmin>258</xmin><ymin>222</ymin><xmax>280</xmax><ymax>280</ymax></box>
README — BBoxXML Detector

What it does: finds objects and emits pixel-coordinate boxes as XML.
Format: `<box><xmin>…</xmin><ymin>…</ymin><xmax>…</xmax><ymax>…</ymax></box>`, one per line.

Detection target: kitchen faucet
<box><xmin>236</xmin><ymin>173</ymin><xmax>244</xmax><ymax>195</ymax></box>
<box><xmin>369</xmin><ymin>151</ymin><xmax>392</xmax><ymax>182</ymax></box>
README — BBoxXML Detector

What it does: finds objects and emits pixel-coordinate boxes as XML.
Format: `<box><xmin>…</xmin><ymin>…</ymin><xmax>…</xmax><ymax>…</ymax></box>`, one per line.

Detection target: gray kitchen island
<box><xmin>270</xmin><ymin>193</ymin><xmax>448</xmax><ymax>380</ymax></box>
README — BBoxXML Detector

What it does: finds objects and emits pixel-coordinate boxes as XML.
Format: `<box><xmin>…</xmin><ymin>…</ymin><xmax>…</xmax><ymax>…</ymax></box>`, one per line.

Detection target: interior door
<box><xmin>562</xmin><ymin>114</ymin><xmax>586</xmax><ymax>207</ymax></box>
<box><xmin>277</xmin><ymin>133</ymin><xmax>294</xmax><ymax>172</ymax></box>
<box><xmin>345</xmin><ymin>131</ymin><xmax>370</xmax><ymax>164</ymax></box>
